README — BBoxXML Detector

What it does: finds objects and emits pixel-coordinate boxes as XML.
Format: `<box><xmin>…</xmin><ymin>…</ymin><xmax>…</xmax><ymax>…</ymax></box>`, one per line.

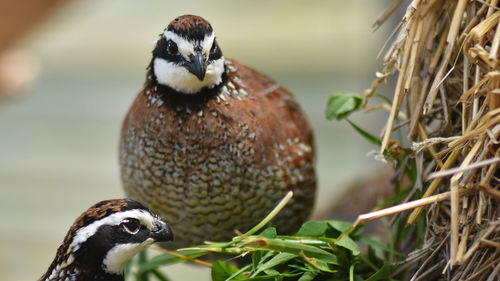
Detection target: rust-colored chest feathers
<box><xmin>120</xmin><ymin>15</ymin><xmax>316</xmax><ymax>248</ymax></box>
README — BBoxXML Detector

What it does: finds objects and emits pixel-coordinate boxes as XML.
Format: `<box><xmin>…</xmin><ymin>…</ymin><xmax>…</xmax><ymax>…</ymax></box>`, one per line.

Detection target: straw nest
<box><xmin>358</xmin><ymin>0</ymin><xmax>500</xmax><ymax>280</ymax></box>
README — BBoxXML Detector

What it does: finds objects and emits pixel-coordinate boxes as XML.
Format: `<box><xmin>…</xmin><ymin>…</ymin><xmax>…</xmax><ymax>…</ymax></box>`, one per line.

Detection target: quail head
<box><xmin>39</xmin><ymin>199</ymin><xmax>173</xmax><ymax>281</ymax></box>
<box><xmin>120</xmin><ymin>15</ymin><xmax>316</xmax><ymax>249</ymax></box>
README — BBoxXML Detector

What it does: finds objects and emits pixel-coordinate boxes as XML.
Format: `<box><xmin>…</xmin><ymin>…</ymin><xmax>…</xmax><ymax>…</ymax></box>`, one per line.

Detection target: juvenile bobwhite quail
<box><xmin>120</xmin><ymin>15</ymin><xmax>316</xmax><ymax>249</ymax></box>
<box><xmin>39</xmin><ymin>199</ymin><xmax>173</xmax><ymax>281</ymax></box>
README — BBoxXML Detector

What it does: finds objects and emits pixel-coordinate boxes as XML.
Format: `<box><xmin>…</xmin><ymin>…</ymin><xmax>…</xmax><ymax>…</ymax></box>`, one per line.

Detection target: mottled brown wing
<box><xmin>223</xmin><ymin>59</ymin><xmax>316</xmax><ymax>229</ymax></box>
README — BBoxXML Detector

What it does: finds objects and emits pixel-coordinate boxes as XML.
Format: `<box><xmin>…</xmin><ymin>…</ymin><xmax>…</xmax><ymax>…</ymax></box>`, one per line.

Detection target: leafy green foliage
<box><xmin>326</xmin><ymin>93</ymin><xmax>362</xmax><ymax>120</ymax></box>
<box><xmin>324</xmin><ymin>90</ymin><xmax>426</xmax><ymax>280</ymax></box>
<box><xmin>346</xmin><ymin>119</ymin><xmax>382</xmax><ymax>146</ymax></box>
<box><xmin>211</xmin><ymin>261</ymin><xmax>245</xmax><ymax>281</ymax></box>
<box><xmin>296</xmin><ymin>221</ymin><xmax>327</xmax><ymax>236</ymax></box>
<box><xmin>126</xmin><ymin>219</ymin><xmax>400</xmax><ymax>281</ymax></box>
<box><xmin>326</xmin><ymin>92</ymin><xmax>381</xmax><ymax>146</ymax></box>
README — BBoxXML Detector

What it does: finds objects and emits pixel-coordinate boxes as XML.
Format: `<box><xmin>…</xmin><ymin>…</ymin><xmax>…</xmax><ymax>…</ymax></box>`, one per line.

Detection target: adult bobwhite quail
<box><xmin>39</xmin><ymin>199</ymin><xmax>173</xmax><ymax>281</ymax></box>
<box><xmin>120</xmin><ymin>14</ymin><xmax>316</xmax><ymax>249</ymax></box>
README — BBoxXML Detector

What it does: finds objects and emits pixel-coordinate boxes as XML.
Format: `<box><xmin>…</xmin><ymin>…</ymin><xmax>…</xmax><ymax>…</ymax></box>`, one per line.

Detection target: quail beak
<box><xmin>151</xmin><ymin>221</ymin><xmax>174</xmax><ymax>242</ymax></box>
<box><xmin>186</xmin><ymin>52</ymin><xmax>207</xmax><ymax>81</ymax></box>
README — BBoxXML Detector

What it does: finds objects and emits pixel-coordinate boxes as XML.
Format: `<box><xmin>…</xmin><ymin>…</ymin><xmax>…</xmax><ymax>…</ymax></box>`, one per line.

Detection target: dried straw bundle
<box><xmin>360</xmin><ymin>0</ymin><xmax>500</xmax><ymax>280</ymax></box>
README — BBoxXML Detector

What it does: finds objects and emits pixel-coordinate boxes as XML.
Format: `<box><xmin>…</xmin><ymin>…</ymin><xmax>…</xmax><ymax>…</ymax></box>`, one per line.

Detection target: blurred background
<box><xmin>0</xmin><ymin>0</ymin><xmax>397</xmax><ymax>280</ymax></box>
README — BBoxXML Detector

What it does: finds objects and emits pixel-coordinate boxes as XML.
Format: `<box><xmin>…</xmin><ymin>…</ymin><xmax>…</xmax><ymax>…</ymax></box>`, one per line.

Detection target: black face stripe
<box><xmin>71</xmin><ymin>219</ymin><xmax>154</xmax><ymax>273</ymax></box>
<box><xmin>166</xmin><ymin>26</ymin><xmax>212</xmax><ymax>41</ymax></box>
<box><xmin>121</xmin><ymin>200</ymin><xmax>150</xmax><ymax>212</ymax></box>
<box><xmin>153</xmin><ymin>36</ymin><xmax>222</xmax><ymax>61</ymax></box>
<box><xmin>153</xmin><ymin>37</ymin><xmax>183</xmax><ymax>64</ymax></box>
<box><xmin>209</xmin><ymin>39</ymin><xmax>223</xmax><ymax>61</ymax></box>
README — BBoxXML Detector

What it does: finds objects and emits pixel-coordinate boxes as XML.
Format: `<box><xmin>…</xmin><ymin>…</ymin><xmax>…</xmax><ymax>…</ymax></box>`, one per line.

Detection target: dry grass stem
<box><xmin>373</xmin><ymin>0</ymin><xmax>404</xmax><ymax>30</ymax></box>
<box><xmin>150</xmin><ymin>247</ymin><xmax>213</xmax><ymax>268</ymax></box>
<box><xmin>427</xmin><ymin>156</ymin><xmax>500</xmax><ymax>180</ymax></box>
<box><xmin>363</xmin><ymin>0</ymin><xmax>500</xmax><ymax>279</ymax></box>
<box><xmin>355</xmin><ymin>188</ymin><xmax>473</xmax><ymax>225</ymax></box>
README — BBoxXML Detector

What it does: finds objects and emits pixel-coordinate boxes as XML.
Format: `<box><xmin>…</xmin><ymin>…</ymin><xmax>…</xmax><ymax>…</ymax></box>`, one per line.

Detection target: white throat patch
<box><xmin>102</xmin><ymin>238</ymin><xmax>155</xmax><ymax>274</ymax></box>
<box><xmin>154</xmin><ymin>56</ymin><xmax>224</xmax><ymax>94</ymax></box>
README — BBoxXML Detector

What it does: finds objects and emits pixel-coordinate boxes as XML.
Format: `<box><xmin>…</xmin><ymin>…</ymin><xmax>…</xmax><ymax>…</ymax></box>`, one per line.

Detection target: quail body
<box><xmin>39</xmin><ymin>199</ymin><xmax>173</xmax><ymax>281</ymax></box>
<box><xmin>120</xmin><ymin>15</ymin><xmax>316</xmax><ymax>248</ymax></box>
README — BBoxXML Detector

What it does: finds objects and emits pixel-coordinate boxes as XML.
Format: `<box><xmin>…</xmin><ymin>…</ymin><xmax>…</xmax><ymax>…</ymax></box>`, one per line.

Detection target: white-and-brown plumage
<box><xmin>120</xmin><ymin>15</ymin><xmax>316</xmax><ymax>249</ymax></box>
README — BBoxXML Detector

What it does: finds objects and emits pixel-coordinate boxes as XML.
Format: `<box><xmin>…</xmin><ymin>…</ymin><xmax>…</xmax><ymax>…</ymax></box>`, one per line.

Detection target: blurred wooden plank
<box><xmin>0</xmin><ymin>0</ymin><xmax>70</xmax><ymax>53</ymax></box>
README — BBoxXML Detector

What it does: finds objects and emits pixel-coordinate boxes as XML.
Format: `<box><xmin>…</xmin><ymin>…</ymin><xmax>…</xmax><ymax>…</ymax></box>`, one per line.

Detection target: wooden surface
<box><xmin>0</xmin><ymin>0</ymin><xmax>69</xmax><ymax>53</ymax></box>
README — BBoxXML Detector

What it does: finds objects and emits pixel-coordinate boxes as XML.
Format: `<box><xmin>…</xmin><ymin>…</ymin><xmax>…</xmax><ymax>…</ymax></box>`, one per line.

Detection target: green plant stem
<box><xmin>349</xmin><ymin>263</ymin><xmax>355</xmax><ymax>281</ymax></box>
<box><xmin>226</xmin><ymin>191</ymin><xmax>294</xmax><ymax>247</ymax></box>
<box><xmin>137</xmin><ymin>250</ymin><xmax>150</xmax><ymax>281</ymax></box>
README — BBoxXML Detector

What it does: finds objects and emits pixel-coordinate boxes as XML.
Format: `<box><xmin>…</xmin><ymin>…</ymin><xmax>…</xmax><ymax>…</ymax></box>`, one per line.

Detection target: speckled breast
<box><xmin>120</xmin><ymin>59</ymin><xmax>316</xmax><ymax>248</ymax></box>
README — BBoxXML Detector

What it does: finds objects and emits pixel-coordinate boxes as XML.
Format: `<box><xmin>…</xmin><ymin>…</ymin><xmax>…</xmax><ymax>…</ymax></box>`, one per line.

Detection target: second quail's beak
<box><xmin>151</xmin><ymin>221</ymin><xmax>173</xmax><ymax>242</ymax></box>
<box><xmin>186</xmin><ymin>52</ymin><xmax>207</xmax><ymax>81</ymax></box>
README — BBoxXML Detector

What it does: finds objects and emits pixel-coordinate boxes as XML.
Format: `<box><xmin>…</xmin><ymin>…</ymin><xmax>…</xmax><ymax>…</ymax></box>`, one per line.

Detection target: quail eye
<box><xmin>121</xmin><ymin>218</ymin><xmax>140</xmax><ymax>235</ymax></box>
<box><xmin>167</xmin><ymin>40</ymin><xmax>178</xmax><ymax>55</ymax></box>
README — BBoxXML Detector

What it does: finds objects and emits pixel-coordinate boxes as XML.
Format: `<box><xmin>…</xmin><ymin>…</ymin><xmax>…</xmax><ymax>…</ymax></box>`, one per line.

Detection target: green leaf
<box><xmin>326</xmin><ymin>93</ymin><xmax>362</xmax><ymax>120</ymax></box>
<box><xmin>136</xmin><ymin>250</ymin><xmax>149</xmax><ymax>281</ymax></box>
<box><xmin>346</xmin><ymin>119</ymin><xmax>382</xmax><ymax>146</ymax></box>
<box><xmin>358</xmin><ymin>237</ymin><xmax>404</xmax><ymax>257</ymax></box>
<box><xmin>244</xmin><ymin>273</ymin><xmax>301</xmax><ymax>280</ymax></box>
<box><xmin>150</xmin><ymin>269</ymin><xmax>171</xmax><ymax>281</ymax></box>
<box><xmin>373</xmin><ymin>93</ymin><xmax>392</xmax><ymax>105</ymax></box>
<box><xmin>252</xmin><ymin>250</ymin><xmax>263</xmax><ymax>271</ymax></box>
<box><xmin>227</xmin><ymin>264</ymin><xmax>252</xmax><ymax>281</ymax></box>
<box><xmin>263</xmin><ymin>269</ymin><xmax>280</xmax><ymax>276</ymax></box>
<box><xmin>376</xmin><ymin>186</ymin><xmax>411</xmax><ymax>209</ymax></box>
<box><xmin>252</xmin><ymin>252</ymin><xmax>298</xmax><ymax>276</ymax></box>
<box><xmin>245</xmin><ymin>237</ymin><xmax>340</xmax><ymax>265</ymax></box>
<box><xmin>327</xmin><ymin>220</ymin><xmax>353</xmax><ymax>233</ymax></box>
<box><xmin>365</xmin><ymin>263</ymin><xmax>391</xmax><ymax>281</ymax></box>
<box><xmin>405</xmin><ymin>158</ymin><xmax>417</xmax><ymax>186</ymax></box>
<box><xmin>305</xmin><ymin>258</ymin><xmax>337</xmax><ymax>273</ymax></box>
<box><xmin>297</xmin><ymin>271</ymin><xmax>318</xmax><ymax>281</ymax></box>
<box><xmin>260</xmin><ymin>227</ymin><xmax>277</xmax><ymax>238</ymax></box>
<box><xmin>335</xmin><ymin>236</ymin><xmax>360</xmax><ymax>256</ymax></box>
<box><xmin>295</xmin><ymin>221</ymin><xmax>328</xmax><ymax>236</ymax></box>
<box><xmin>211</xmin><ymin>261</ymin><xmax>245</xmax><ymax>281</ymax></box>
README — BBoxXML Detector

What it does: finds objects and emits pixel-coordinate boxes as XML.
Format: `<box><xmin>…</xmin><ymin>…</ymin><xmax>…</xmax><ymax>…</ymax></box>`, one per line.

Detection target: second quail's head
<box><xmin>151</xmin><ymin>14</ymin><xmax>224</xmax><ymax>94</ymax></box>
<box><xmin>40</xmin><ymin>199</ymin><xmax>173</xmax><ymax>281</ymax></box>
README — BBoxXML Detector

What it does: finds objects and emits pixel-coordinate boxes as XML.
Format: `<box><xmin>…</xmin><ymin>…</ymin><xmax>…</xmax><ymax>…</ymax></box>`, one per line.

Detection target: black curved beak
<box><xmin>186</xmin><ymin>52</ymin><xmax>207</xmax><ymax>81</ymax></box>
<box><xmin>151</xmin><ymin>221</ymin><xmax>173</xmax><ymax>242</ymax></box>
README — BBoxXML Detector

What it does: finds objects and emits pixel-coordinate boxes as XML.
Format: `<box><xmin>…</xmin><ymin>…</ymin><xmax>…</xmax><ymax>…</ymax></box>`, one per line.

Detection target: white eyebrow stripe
<box><xmin>200</xmin><ymin>33</ymin><xmax>215</xmax><ymax>57</ymax></box>
<box><xmin>69</xmin><ymin>209</ymin><xmax>156</xmax><ymax>251</ymax></box>
<box><xmin>163</xmin><ymin>30</ymin><xmax>215</xmax><ymax>59</ymax></box>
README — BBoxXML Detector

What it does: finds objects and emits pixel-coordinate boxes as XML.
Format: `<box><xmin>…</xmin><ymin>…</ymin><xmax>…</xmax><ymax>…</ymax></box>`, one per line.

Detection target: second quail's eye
<box><xmin>167</xmin><ymin>40</ymin><xmax>178</xmax><ymax>55</ymax></box>
<box><xmin>121</xmin><ymin>219</ymin><xmax>140</xmax><ymax>235</ymax></box>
